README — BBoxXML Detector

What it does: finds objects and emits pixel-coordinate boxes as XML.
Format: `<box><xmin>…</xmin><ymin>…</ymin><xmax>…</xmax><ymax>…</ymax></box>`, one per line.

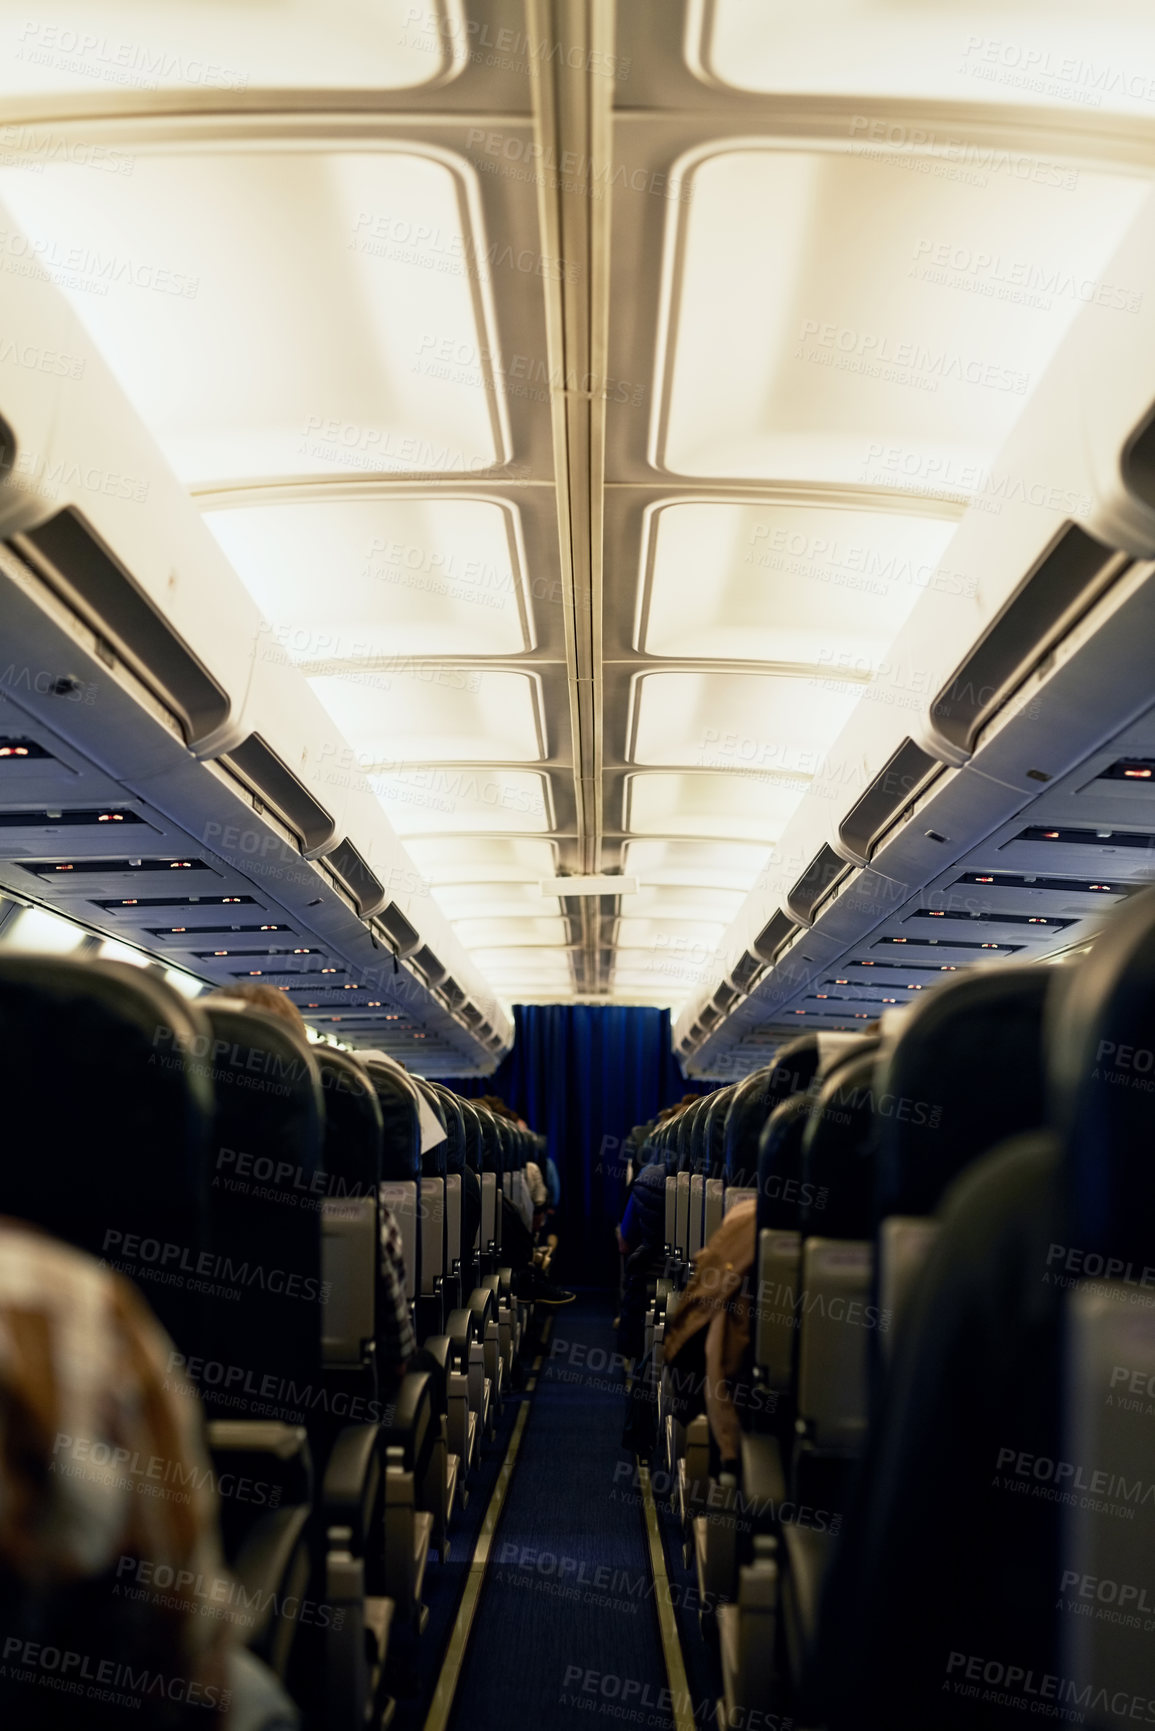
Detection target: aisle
<box><xmin>447</xmin><ymin>1293</ymin><xmax>675</xmax><ymax>1731</ymax></box>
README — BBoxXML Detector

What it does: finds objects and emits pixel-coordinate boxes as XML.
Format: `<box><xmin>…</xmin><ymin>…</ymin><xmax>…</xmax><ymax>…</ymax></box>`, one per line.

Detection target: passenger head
<box><xmin>205</xmin><ymin>980</ymin><xmax>309</xmax><ymax>1037</ymax></box>
<box><xmin>478</xmin><ymin>1093</ymin><xmax>516</xmax><ymax>1121</ymax></box>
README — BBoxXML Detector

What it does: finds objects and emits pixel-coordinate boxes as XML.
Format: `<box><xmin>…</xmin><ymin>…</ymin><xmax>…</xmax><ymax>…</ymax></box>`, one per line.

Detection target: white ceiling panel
<box><xmin>371</xmin><ymin>768</ymin><xmax>553</xmax><ymax>835</ymax></box>
<box><xmin>404</xmin><ymin>838</ymin><xmax>561</xmax><ymax>884</ymax></box>
<box><xmin>619</xmin><ymin>884</ymin><xmax>746</xmax><ymax>921</ymax></box>
<box><xmin>453</xmin><ymin>916</ymin><xmax>570</xmax><ymax>948</ymax></box>
<box><xmin>622</xmin><ymin>839</ymin><xmax>772</xmax><ymax>893</ymax></box>
<box><xmin>1</xmin><ymin>2</ymin><xmax>468</xmax><ymax>96</ymax></box>
<box><xmin>0</xmin><ymin>145</ymin><xmax>505</xmax><ymax>485</ymax></box>
<box><xmin>625</xmin><ymin>771</ymin><xmax>806</xmax><ymax>842</ymax></box>
<box><xmin>311</xmin><ymin>668</ymin><xmax>544</xmax><ymax>766</ymax></box>
<box><xmin>435</xmin><ymin>883</ymin><xmax>563</xmax><ymax>920</ymax></box>
<box><xmin>694</xmin><ymin>0</ymin><xmax>1155</xmax><ymax>113</ymax></box>
<box><xmin>640</xmin><ymin>500</ymin><xmax>961</xmax><ymax>663</ymax></box>
<box><xmin>655</xmin><ymin>147</ymin><xmax>1147</xmax><ymax>482</ymax></box>
<box><xmin>206</xmin><ymin>497</ymin><xmax>530</xmax><ymax>659</ymax></box>
<box><xmin>630</xmin><ymin>670</ymin><xmax>862</xmax><ymax>772</ymax></box>
<box><xmin>615</xmin><ymin>917</ymin><xmax>727</xmax><ymax>949</ymax></box>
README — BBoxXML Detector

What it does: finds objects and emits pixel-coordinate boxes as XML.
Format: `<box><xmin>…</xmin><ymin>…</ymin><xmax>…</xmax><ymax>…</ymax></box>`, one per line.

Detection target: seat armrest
<box><xmin>381</xmin><ymin>1369</ymin><xmax>433</xmax><ymax>1471</ymax></box>
<box><xmin>321</xmin><ymin>1421</ymin><xmax>382</xmax><ymax>1550</ymax></box>
<box><xmin>446</xmin><ymin>1306</ymin><xmax>473</xmax><ymax>1366</ymax></box>
<box><xmin>781</xmin><ymin>1521</ymin><xmax>838</xmax><ymax>1691</ymax></box>
<box><xmin>420</xmin><ymin>1335</ymin><xmax>451</xmax><ymax>1414</ymax></box>
<box><xmin>468</xmin><ymin>1285</ymin><xmax>495</xmax><ymax>1331</ymax></box>
<box><xmin>740</xmin><ymin>1432</ymin><xmax>786</xmax><ymax>1510</ymax></box>
<box><xmin>206</xmin><ymin>1420</ymin><xmax>313</xmax><ymax>1508</ymax></box>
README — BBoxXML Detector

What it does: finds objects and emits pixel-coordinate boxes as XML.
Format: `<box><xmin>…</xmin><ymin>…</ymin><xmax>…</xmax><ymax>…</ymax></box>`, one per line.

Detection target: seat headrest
<box><xmin>1047</xmin><ymin>881</ymin><xmax>1155</xmax><ymax>1262</ymax></box>
<box><xmin>457</xmin><ymin>1098</ymin><xmax>484</xmax><ymax>1171</ymax></box>
<box><xmin>429</xmin><ymin>1084</ymin><xmax>466</xmax><ymax>1173</ymax></box>
<box><xmin>0</xmin><ymin>956</ymin><xmax>212</xmax><ymax>1349</ymax></box>
<box><xmin>414</xmin><ymin>1078</ymin><xmax>448</xmax><ymax>1176</ymax></box>
<box><xmin>801</xmin><ymin>1046</ymin><xmax>879</xmax><ymax>1238</ymax></box>
<box><xmin>473</xmin><ymin>1106</ymin><xmax>503</xmax><ymax>1173</ymax></box>
<box><xmin>703</xmin><ymin>1087</ymin><xmax>731</xmax><ymax>1178</ymax></box>
<box><xmin>316</xmin><ymin>1047</ymin><xmax>382</xmax><ymax>1191</ymax></box>
<box><xmin>723</xmin><ymin>1034</ymin><xmax>850</xmax><ymax>1184</ymax></box>
<box><xmin>677</xmin><ymin>1097</ymin><xmax>706</xmax><ymax>1173</ymax></box>
<box><xmin>876</xmin><ymin>964</ymin><xmax>1052</xmax><ymax>1220</ymax></box>
<box><xmin>756</xmin><ymin>1092</ymin><xmax>813</xmax><ymax>1232</ymax></box>
<box><xmin>364</xmin><ymin>1058</ymin><xmax>422</xmax><ymax>1179</ymax></box>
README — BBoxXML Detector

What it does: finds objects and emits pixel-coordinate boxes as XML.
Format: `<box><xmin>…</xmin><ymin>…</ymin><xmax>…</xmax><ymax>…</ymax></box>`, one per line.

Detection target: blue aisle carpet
<box><xmin>447</xmin><ymin>1293</ymin><xmax>675</xmax><ymax>1731</ymax></box>
<box><xmin>392</xmin><ymin>1357</ymin><xmax>527</xmax><ymax>1731</ymax></box>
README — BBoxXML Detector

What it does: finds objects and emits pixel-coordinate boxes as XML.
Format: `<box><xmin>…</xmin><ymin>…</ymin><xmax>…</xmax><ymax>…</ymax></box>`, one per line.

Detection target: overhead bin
<box><xmin>0</xmin><ymin>198</ymin><xmax>510</xmax><ymax>1064</ymax></box>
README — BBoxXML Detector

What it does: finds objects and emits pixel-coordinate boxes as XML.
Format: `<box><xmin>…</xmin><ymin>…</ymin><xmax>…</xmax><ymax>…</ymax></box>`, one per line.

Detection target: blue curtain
<box><xmin>441</xmin><ymin>1004</ymin><xmax>714</xmax><ymax>1284</ymax></box>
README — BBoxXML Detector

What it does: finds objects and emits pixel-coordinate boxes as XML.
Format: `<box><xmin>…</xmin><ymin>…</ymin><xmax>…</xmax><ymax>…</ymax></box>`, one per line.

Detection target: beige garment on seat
<box><xmin>661</xmin><ymin>1198</ymin><xmax>757</xmax><ymax>1463</ymax></box>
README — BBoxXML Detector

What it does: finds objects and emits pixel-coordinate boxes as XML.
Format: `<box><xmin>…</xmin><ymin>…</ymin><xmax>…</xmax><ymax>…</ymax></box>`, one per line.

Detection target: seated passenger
<box><xmin>477</xmin><ymin>1095</ymin><xmax>574</xmax><ymax>1305</ymax></box>
<box><xmin>615</xmin><ymin>1140</ymin><xmax>671</xmax><ymax>1360</ymax></box>
<box><xmin>0</xmin><ymin>1218</ymin><xmax>298</xmax><ymax>1729</ymax></box>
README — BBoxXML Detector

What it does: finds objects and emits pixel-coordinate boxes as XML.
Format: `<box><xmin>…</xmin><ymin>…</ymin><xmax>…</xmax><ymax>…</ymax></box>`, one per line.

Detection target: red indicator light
<box><xmin>976</xmin><ymin>876</ymin><xmax>994</xmax><ymax>884</ymax></box>
<box><xmin>170</xmin><ymin>861</ymin><xmax>192</xmax><ymax>868</ymax></box>
<box><xmin>1043</xmin><ymin>831</ymin><xmax>1059</xmax><ymax>839</ymax></box>
<box><xmin>1123</xmin><ymin>767</ymin><xmax>1152</xmax><ymax>778</ymax></box>
<box><xmin>0</xmin><ymin>746</ymin><xmax>29</xmax><ymax>757</ymax></box>
<box><xmin>55</xmin><ymin>863</ymin><xmax>73</xmax><ymax>871</ymax></box>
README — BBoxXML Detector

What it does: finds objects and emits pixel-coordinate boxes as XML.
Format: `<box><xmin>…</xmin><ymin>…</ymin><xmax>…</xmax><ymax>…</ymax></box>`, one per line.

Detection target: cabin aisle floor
<box><xmin>447</xmin><ymin>1292</ymin><xmax>675</xmax><ymax>1731</ymax></box>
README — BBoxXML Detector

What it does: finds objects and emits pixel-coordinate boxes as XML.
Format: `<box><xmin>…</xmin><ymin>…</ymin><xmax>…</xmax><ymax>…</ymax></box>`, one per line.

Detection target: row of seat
<box><xmin>631</xmin><ymin>886</ymin><xmax>1155</xmax><ymax>1731</ymax></box>
<box><xmin>0</xmin><ymin>953</ymin><xmax>546</xmax><ymax>1730</ymax></box>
